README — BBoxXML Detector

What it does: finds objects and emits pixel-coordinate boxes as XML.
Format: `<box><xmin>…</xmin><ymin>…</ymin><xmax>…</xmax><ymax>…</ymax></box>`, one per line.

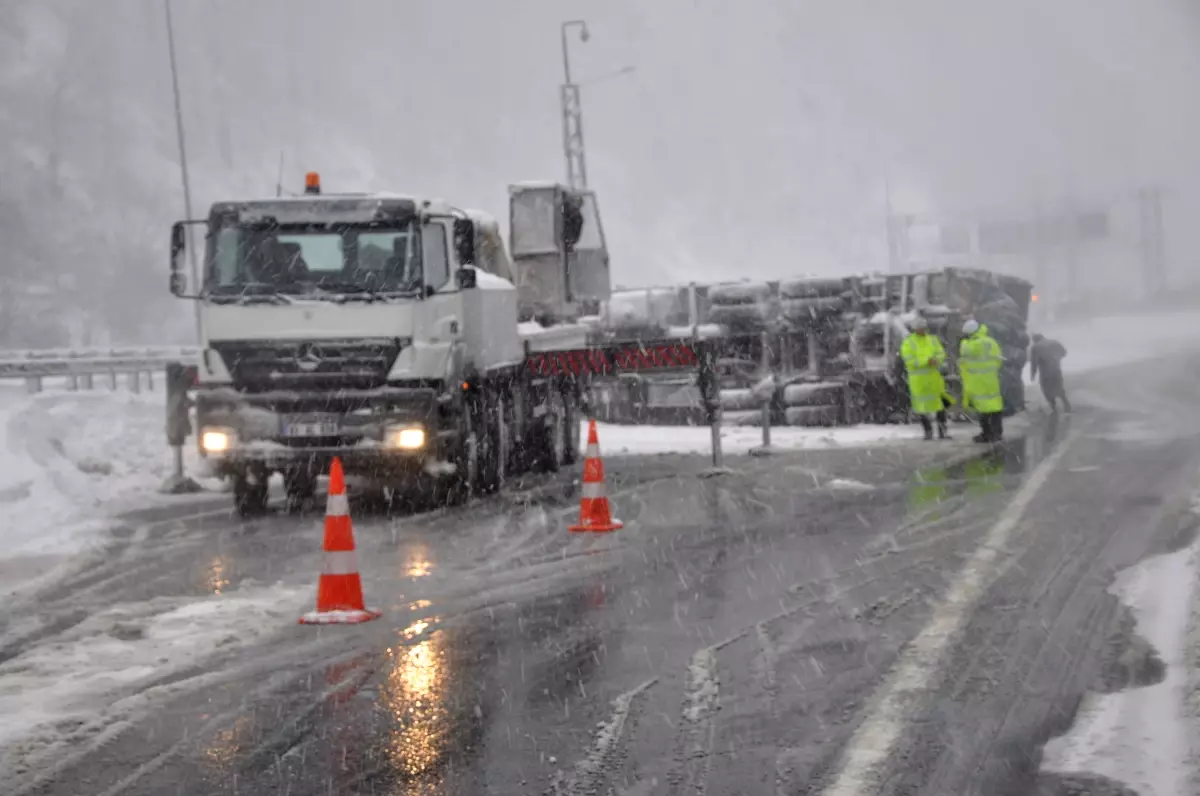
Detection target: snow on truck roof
<box><xmin>509</xmin><ymin>180</ymin><xmax>565</xmax><ymax>191</ymax></box>
<box><xmin>212</xmin><ymin>193</ymin><xmax>462</xmax><ymax>222</ymax></box>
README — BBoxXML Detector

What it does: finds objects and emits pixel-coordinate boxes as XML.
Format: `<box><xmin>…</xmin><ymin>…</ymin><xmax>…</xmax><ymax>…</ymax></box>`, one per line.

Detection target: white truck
<box><xmin>168</xmin><ymin>175</ymin><xmax>612</xmax><ymax>514</ymax></box>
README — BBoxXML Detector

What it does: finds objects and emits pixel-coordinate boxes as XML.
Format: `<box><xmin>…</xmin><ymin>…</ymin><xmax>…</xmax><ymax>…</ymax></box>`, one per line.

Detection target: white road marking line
<box><xmin>820</xmin><ymin>429</ymin><xmax>1082</xmax><ymax>796</ymax></box>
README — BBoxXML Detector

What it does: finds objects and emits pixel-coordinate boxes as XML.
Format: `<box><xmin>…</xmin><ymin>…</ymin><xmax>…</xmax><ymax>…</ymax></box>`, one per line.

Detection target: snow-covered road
<box><xmin>0</xmin><ymin>308</ymin><xmax>1199</xmax><ymax>794</ymax></box>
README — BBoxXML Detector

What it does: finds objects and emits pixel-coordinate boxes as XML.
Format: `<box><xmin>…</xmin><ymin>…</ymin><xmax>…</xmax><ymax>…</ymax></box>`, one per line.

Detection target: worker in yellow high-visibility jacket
<box><xmin>959</xmin><ymin>319</ymin><xmax>1005</xmax><ymax>443</ymax></box>
<box><xmin>900</xmin><ymin>316</ymin><xmax>949</xmax><ymax>440</ymax></box>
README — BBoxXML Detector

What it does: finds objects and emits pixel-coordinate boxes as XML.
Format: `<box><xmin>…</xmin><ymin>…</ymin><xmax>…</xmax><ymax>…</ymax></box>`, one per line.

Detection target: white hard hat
<box><xmin>910</xmin><ymin>316</ymin><xmax>928</xmax><ymax>330</ymax></box>
<box><xmin>962</xmin><ymin>319</ymin><xmax>980</xmax><ymax>335</ymax></box>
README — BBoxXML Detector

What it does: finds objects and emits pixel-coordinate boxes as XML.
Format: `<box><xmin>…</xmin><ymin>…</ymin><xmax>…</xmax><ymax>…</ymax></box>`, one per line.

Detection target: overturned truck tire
<box><xmin>783</xmin><ymin>405</ymin><xmax>841</xmax><ymax>427</ymax></box>
<box><xmin>782</xmin><ymin>381</ymin><xmax>845</xmax><ymax>408</ymax></box>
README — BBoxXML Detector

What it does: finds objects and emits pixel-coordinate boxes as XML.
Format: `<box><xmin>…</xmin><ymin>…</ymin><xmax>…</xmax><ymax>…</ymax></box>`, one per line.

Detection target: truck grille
<box><xmin>210</xmin><ymin>338</ymin><xmax>403</xmax><ymax>392</ymax></box>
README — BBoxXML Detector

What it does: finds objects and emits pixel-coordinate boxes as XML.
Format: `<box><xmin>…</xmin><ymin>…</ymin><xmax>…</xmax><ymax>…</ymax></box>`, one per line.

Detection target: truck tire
<box><xmin>233</xmin><ymin>467</ymin><xmax>269</xmax><ymax>517</ymax></box>
<box><xmin>454</xmin><ymin>393</ymin><xmax>501</xmax><ymax>500</ymax></box>
<box><xmin>535</xmin><ymin>391</ymin><xmax>567</xmax><ymax>473</ymax></box>
<box><xmin>283</xmin><ymin>471</ymin><xmax>316</xmax><ymax>513</ymax></box>
<box><xmin>477</xmin><ymin>393</ymin><xmax>503</xmax><ymax>495</ymax></box>
<box><xmin>783</xmin><ymin>405</ymin><xmax>841</xmax><ymax>427</ymax></box>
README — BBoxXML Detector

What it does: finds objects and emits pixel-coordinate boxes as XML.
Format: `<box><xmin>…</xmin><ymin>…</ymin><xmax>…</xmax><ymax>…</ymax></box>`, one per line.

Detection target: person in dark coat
<box><xmin>1029</xmin><ymin>333</ymin><xmax>1071</xmax><ymax>413</ymax></box>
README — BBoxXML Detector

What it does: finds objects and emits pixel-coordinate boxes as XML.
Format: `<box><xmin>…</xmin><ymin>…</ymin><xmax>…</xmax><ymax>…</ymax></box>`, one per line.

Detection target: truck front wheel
<box><xmin>283</xmin><ymin>470</ymin><xmax>317</xmax><ymax>513</ymax></box>
<box><xmin>233</xmin><ymin>466</ymin><xmax>270</xmax><ymax>517</ymax></box>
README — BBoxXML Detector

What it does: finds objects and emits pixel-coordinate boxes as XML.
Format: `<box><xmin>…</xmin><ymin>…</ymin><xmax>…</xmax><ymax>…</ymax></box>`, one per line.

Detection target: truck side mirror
<box><xmin>453</xmin><ymin>218</ymin><xmax>475</xmax><ymax>265</ymax></box>
<box><xmin>170</xmin><ymin>221</ymin><xmax>187</xmax><ymax>296</ymax></box>
<box><xmin>456</xmin><ymin>267</ymin><xmax>477</xmax><ymax>290</ymax></box>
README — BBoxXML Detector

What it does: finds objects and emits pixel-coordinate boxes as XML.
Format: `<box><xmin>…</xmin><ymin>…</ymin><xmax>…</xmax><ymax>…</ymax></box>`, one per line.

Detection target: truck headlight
<box><xmin>385</xmin><ymin>425</ymin><xmax>426</xmax><ymax>450</ymax></box>
<box><xmin>200</xmin><ymin>428</ymin><xmax>236</xmax><ymax>454</ymax></box>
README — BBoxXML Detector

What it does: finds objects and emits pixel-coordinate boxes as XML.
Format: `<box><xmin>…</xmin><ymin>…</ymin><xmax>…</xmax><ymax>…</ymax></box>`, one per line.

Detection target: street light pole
<box><xmin>164</xmin><ymin>0</ymin><xmax>202</xmax><ymax>343</ymax></box>
<box><xmin>560</xmin><ymin>20</ymin><xmax>589</xmax><ymax>191</ymax></box>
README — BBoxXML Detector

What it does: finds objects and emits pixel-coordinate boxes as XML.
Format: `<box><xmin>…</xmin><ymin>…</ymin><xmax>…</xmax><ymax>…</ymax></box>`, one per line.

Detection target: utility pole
<box><xmin>1139</xmin><ymin>185</ymin><xmax>1166</xmax><ymax>298</ymax></box>
<box><xmin>884</xmin><ymin>171</ymin><xmax>903</xmax><ymax>273</ymax></box>
<box><xmin>560</xmin><ymin>20</ymin><xmax>589</xmax><ymax>190</ymax></box>
<box><xmin>1063</xmin><ymin>171</ymin><xmax>1079</xmax><ymax>301</ymax></box>
<box><xmin>164</xmin><ymin>0</ymin><xmax>202</xmax><ymax>342</ymax></box>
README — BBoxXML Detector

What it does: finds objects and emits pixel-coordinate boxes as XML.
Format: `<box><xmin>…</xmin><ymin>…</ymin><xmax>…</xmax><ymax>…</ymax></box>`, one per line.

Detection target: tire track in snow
<box><xmin>560</xmin><ymin>677</ymin><xmax>658</xmax><ymax>796</ymax></box>
<box><xmin>666</xmin><ymin>631</ymin><xmax>749</xmax><ymax>796</ymax></box>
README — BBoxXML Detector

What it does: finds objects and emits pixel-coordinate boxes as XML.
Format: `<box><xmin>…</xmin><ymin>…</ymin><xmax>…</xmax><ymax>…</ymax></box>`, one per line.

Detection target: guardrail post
<box><xmin>760</xmin><ymin>330</ymin><xmax>772</xmax><ymax>450</ymax></box>
<box><xmin>67</xmin><ymin>375</ymin><xmax>78</xmax><ymax>391</ymax></box>
<box><xmin>25</xmin><ymin>376</ymin><xmax>42</xmax><ymax>394</ymax></box>
<box><xmin>81</xmin><ymin>373</ymin><xmax>93</xmax><ymax>391</ymax></box>
<box><xmin>108</xmin><ymin>370</ymin><xmax>117</xmax><ymax>390</ymax></box>
<box><xmin>160</xmin><ymin>362</ymin><xmax>202</xmax><ymax>494</ymax></box>
<box><xmin>127</xmin><ymin>372</ymin><xmax>141</xmax><ymax>394</ymax></box>
<box><xmin>696</xmin><ymin>339</ymin><xmax>728</xmax><ymax>476</ymax></box>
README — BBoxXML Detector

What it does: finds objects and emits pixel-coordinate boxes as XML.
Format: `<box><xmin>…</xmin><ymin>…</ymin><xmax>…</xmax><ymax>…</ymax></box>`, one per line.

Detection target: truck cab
<box><xmin>169</xmin><ymin>175</ymin><xmax>606</xmax><ymax>514</ymax></box>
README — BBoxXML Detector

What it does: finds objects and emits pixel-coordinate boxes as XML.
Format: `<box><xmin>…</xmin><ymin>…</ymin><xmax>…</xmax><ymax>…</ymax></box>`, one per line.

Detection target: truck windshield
<box><xmin>204</xmin><ymin>221</ymin><xmax>421</xmax><ymax>297</ymax></box>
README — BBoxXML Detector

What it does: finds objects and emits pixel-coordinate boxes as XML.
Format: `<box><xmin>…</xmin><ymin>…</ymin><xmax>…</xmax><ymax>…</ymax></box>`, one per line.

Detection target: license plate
<box><xmin>282</xmin><ymin>416</ymin><xmax>339</xmax><ymax>437</ymax></box>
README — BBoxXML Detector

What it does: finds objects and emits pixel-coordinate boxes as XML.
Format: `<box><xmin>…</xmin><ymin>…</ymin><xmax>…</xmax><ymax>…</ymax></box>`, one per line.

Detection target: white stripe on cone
<box><xmin>326</xmin><ymin>492</ymin><xmax>350</xmax><ymax>517</ymax></box>
<box><xmin>585</xmin><ymin>442</ymin><xmax>600</xmax><ymax>458</ymax></box>
<box><xmin>581</xmin><ymin>480</ymin><xmax>607</xmax><ymax>499</ymax></box>
<box><xmin>321</xmin><ymin>549</ymin><xmax>360</xmax><ymax>576</ymax></box>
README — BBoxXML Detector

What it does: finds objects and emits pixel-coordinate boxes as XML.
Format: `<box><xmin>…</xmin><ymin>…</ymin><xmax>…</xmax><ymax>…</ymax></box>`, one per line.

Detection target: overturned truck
<box><xmin>584</xmin><ymin>267</ymin><xmax>1034</xmax><ymax>427</ymax></box>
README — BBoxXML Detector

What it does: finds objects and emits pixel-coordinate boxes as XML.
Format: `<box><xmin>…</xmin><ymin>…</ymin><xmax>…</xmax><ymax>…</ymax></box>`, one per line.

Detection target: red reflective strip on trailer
<box><xmin>614</xmin><ymin>347</ymin><xmax>646</xmax><ymax>370</ymax></box>
<box><xmin>597</xmin><ymin>349</ymin><xmax>616</xmax><ymax>374</ymax></box>
<box><xmin>654</xmin><ymin>344</ymin><xmax>680</xmax><ymax>368</ymax></box>
<box><xmin>526</xmin><ymin>343</ymin><xmax>696</xmax><ymax>376</ymax></box>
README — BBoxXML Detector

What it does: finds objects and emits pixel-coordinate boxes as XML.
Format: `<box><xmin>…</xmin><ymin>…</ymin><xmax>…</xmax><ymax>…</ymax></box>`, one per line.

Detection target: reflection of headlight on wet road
<box><xmin>201</xmin><ymin>428</ymin><xmax>235</xmax><ymax>454</ymax></box>
<box><xmin>383</xmin><ymin>625</ymin><xmax>449</xmax><ymax>780</ymax></box>
<box><xmin>385</xmin><ymin>425</ymin><xmax>426</xmax><ymax>450</ymax></box>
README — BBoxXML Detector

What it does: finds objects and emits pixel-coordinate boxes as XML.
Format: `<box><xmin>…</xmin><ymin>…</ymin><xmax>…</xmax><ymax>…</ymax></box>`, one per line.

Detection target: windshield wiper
<box><xmin>311</xmin><ymin>282</ymin><xmax>419</xmax><ymax>303</ymax></box>
<box><xmin>206</xmin><ymin>283</ymin><xmax>296</xmax><ymax>305</ymax></box>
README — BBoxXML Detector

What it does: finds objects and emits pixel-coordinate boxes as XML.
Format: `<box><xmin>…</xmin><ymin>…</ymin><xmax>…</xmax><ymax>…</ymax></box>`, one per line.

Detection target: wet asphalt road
<box><xmin>2</xmin><ymin>355</ymin><xmax>1199</xmax><ymax>795</ymax></box>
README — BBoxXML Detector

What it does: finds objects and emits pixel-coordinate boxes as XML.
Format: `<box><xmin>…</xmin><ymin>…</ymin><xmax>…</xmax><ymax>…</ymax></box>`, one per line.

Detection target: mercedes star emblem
<box><xmin>295</xmin><ymin>343</ymin><xmax>324</xmax><ymax>372</ymax></box>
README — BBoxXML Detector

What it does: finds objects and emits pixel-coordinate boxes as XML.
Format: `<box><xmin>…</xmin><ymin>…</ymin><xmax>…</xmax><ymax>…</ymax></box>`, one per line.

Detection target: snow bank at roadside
<box><xmin>0</xmin><ymin>383</ymin><xmax>215</xmax><ymax>558</ymax></box>
<box><xmin>586</xmin><ymin>419</ymin><xmax>914</xmax><ymax>457</ymax></box>
<box><xmin>0</xmin><ymin>584</ymin><xmax>306</xmax><ymax>769</ymax></box>
<box><xmin>1038</xmin><ymin>308</ymin><xmax>1200</xmax><ymax>376</ymax></box>
<box><xmin>1039</xmin><ymin>537</ymin><xmax>1199</xmax><ymax>796</ymax></box>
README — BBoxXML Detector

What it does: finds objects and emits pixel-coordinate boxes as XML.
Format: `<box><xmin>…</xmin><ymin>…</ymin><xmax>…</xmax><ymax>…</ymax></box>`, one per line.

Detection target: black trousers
<box><xmin>919</xmin><ymin>410</ymin><xmax>948</xmax><ymax>436</ymax></box>
<box><xmin>1040</xmin><ymin>375</ymin><xmax>1071</xmax><ymax>412</ymax></box>
<box><xmin>978</xmin><ymin>412</ymin><xmax>1003</xmax><ymax>441</ymax></box>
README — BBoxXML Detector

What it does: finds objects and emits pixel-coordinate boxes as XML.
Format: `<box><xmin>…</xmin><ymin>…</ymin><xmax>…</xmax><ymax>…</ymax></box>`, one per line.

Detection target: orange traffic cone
<box><xmin>569</xmin><ymin>419</ymin><xmax>623</xmax><ymax>533</ymax></box>
<box><xmin>299</xmin><ymin>458</ymin><xmax>382</xmax><ymax>625</ymax></box>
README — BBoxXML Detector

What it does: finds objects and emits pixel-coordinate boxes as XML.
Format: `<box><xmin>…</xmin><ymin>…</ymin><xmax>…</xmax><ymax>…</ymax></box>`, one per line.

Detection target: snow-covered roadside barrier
<box><xmin>0</xmin><ymin>586</ymin><xmax>306</xmax><ymax>768</ymax></box>
<box><xmin>583</xmin><ymin>419</ymin><xmax>916</xmax><ymax>457</ymax></box>
<box><xmin>0</xmin><ymin>384</ymin><xmax>217</xmax><ymax>561</ymax></box>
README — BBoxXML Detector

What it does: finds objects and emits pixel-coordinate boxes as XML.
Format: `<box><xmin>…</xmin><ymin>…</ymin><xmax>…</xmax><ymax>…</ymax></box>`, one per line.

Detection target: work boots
<box><xmin>937</xmin><ymin>421</ymin><xmax>949</xmax><ymax>440</ymax></box>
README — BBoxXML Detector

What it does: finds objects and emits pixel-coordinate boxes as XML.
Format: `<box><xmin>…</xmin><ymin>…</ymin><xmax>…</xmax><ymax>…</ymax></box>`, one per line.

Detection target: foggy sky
<box><xmin>4</xmin><ymin>0</ymin><xmax>1200</xmax><ymax>344</ymax></box>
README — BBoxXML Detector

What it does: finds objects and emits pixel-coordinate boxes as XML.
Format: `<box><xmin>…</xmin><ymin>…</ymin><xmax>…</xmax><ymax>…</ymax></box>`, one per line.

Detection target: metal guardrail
<box><xmin>0</xmin><ymin>346</ymin><xmax>200</xmax><ymax>393</ymax></box>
